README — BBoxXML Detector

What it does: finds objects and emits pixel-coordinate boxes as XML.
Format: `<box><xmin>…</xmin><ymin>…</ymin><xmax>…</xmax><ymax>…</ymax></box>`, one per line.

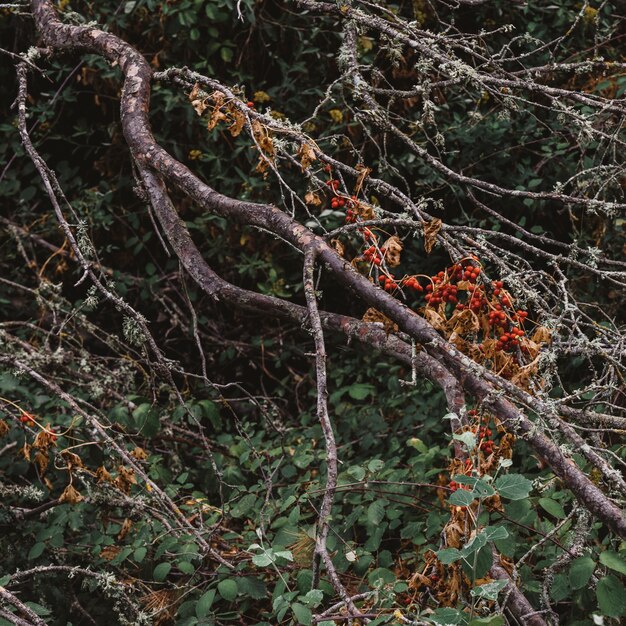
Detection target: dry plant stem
<box><xmin>0</xmin><ymin>587</ymin><xmax>47</xmax><ymax>626</ymax></box>
<box><xmin>303</xmin><ymin>250</ymin><xmax>338</xmax><ymax>591</ymax></box>
<box><xmin>29</xmin><ymin>0</ymin><xmax>626</xmax><ymax>539</ymax></box>
<box><xmin>490</xmin><ymin>550</ymin><xmax>548</xmax><ymax>626</ymax></box>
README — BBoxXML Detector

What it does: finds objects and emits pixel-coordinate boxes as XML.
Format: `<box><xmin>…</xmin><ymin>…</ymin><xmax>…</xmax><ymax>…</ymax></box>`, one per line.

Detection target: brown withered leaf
<box><xmin>423</xmin><ymin>307</ymin><xmax>446</xmax><ymax>331</ymax></box>
<box><xmin>423</xmin><ymin>218</ymin><xmax>442</xmax><ymax>254</ymax></box>
<box><xmin>298</xmin><ymin>142</ymin><xmax>317</xmax><ymax>171</ymax></box>
<box><xmin>61</xmin><ymin>450</ymin><xmax>84</xmax><ymax>470</ymax></box>
<box><xmin>207</xmin><ymin>107</ymin><xmax>227</xmax><ymax>132</ymax></box>
<box><xmin>532</xmin><ymin>326</ymin><xmax>552</xmax><ymax>345</ymax></box>
<box><xmin>188</xmin><ymin>83</ymin><xmax>208</xmax><ymax>116</ymax></box>
<box><xmin>96</xmin><ymin>465</ymin><xmax>113</xmax><ymax>483</ymax></box>
<box><xmin>330</xmin><ymin>238</ymin><xmax>346</xmax><ymax>257</ymax></box>
<box><xmin>131</xmin><ymin>447</ymin><xmax>148</xmax><ymax>461</ymax></box>
<box><xmin>409</xmin><ymin>572</ymin><xmax>431</xmax><ymax>591</ymax></box>
<box><xmin>251</xmin><ymin>120</ymin><xmax>275</xmax><ymax>156</ymax></box>
<box><xmin>362</xmin><ymin>307</ymin><xmax>399</xmax><ymax>335</ymax></box>
<box><xmin>34</xmin><ymin>451</ymin><xmax>49</xmax><ymax>474</ymax></box>
<box><xmin>446</xmin><ymin>308</ymin><xmax>480</xmax><ymax>336</ymax></box>
<box><xmin>304</xmin><ymin>191</ymin><xmax>322</xmax><ymax>206</ymax></box>
<box><xmin>228</xmin><ymin>109</ymin><xmax>245</xmax><ymax>137</ymax></box>
<box><xmin>114</xmin><ymin>465</ymin><xmax>137</xmax><ymax>495</ymax></box>
<box><xmin>355</xmin><ymin>201</ymin><xmax>375</xmax><ymax>221</ymax></box>
<box><xmin>59</xmin><ymin>484</ymin><xmax>83</xmax><ymax>505</ymax></box>
<box><xmin>0</xmin><ymin>419</ymin><xmax>8</xmax><ymax>438</ymax></box>
<box><xmin>33</xmin><ymin>429</ymin><xmax>56</xmax><ymax>451</ymax></box>
<box><xmin>117</xmin><ymin>518</ymin><xmax>133</xmax><ymax>541</ymax></box>
<box><xmin>100</xmin><ymin>545</ymin><xmax>121</xmax><ymax>561</ymax></box>
<box><xmin>21</xmin><ymin>442</ymin><xmax>32</xmax><ymax>461</ymax></box>
<box><xmin>381</xmin><ymin>235</ymin><xmax>403</xmax><ymax>267</ymax></box>
<box><xmin>354</xmin><ymin>164</ymin><xmax>372</xmax><ymax>194</ymax></box>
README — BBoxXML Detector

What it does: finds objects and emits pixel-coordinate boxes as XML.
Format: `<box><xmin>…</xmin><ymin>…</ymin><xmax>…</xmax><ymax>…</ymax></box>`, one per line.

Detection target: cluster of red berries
<box><xmin>425</xmin><ymin>275</ymin><xmax>458</xmax><ymax>305</ymax></box>
<box><xmin>495</xmin><ymin>327</ymin><xmax>525</xmax><ymax>351</ymax></box>
<box><xmin>365</xmin><ymin>245</ymin><xmax>383</xmax><ymax>266</ymax></box>
<box><xmin>325</xmin><ymin>178</ymin><xmax>340</xmax><ymax>192</ymax></box>
<box><xmin>20</xmin><ymin>413</ymin><xmax>35</xmax><ymax>427</ymax></box>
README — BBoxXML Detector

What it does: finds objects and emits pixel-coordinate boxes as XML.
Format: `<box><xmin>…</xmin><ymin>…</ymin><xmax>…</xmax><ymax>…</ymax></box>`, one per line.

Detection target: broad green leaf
<box><xmin>453</xmin><ymin>431</ymin><xmax>476</xmax><ymax>451</ymax></box>
<box><xmin>236</xmin><ymin>577</ymin><xmax>267</xmax><ymax>600</ymax></box>
<box><xmin>177</xmin><ymin>561</ymin><xmax>195</xmax><ymax>575</ymax></box>
<box><xmin>599</xmin><ymin>551</ymin><xmax>626</xmax><ymax>576</ymax></box>
<box><xmin>28</xmin><ymin>542</ymin><xmax>45</xmax><ymax>560</ymax></box>
<box><xmin>367</xmin><ymin>500</ymin><xmax>386</xmax><ymax>526</ymax></box>
<box><xmin>300</xmin><ymin>589</ymin><xmax>323</xmax><ymax>607</ymax></box>
<box><xmin>217</xmin><ymin>579</ymin><xmax>238</xmax><ymax>602</ymax></box>
<box><xmin>449</xmin><ymin>489</ymin><xmax>476</xmax><ymax>507</ymax></box>
<box><xmin>252</xmin><ymin>552</ymin><xmax>274</xmax><ymax>567</ymax></box>
<box><xmin>539</xmin><ymin>497</ymin><xmax>566</xmax><ymax>520</ymax></box>
<box><xmin>494</xmin><ymin>474</ymin><xmax>532</xmax><ymax>500</ymax></box>
<box><xmin>471</xmin><ymin>580</ymin><xmax>508</xmax><ymax>600</ymax></box>
<box><xmin>346</xmin><ymin>465</ymin><xmax>366</xmax><ymax>481</ymax></box>
<box><xmin>348</xmin><ymin>383</ymin><xmax>375</xmax><ymax>400</ymax></box>
<box><xmin>133</xmin><ymin>546</ymin><xmax>147</xmax><ymax>563</ymax></box>
<box><xmin>367</xmin><ymin>459</ymin><xmax>385</xmax><ymax>473</ymax></box>
<box><xmin>596</xmin><ymin>575</ymin><xmax>626</xmax><ymax>617</ymax></box>
<box><xmin>436</xmin><ymin>547</ymin><xmax>462</xmax><ymax>564</ymax></box>
<box><xmin>195</xmin><ymin>589</ymin><xmax>216</xmax><ymax>618</ymax></box>
<box><xmin>469</xmin><ymin>616</ymin><xmax>505</xmax><ymax>626</ymax></box>
<box><xmin>153</xmin><ymin>562</ymin><xmax>171</xmax><ymax>582</ymax></box>
<box><xmin>569</xmin><ymin>556</ymin><xmax>595</xmax><ymax>590</ymax></box>
<box><xmin>430</xmin><ymin>607</ymin><xmax>465</xmax><ymax>624</ymax></box>
<box><xmin>291</xmin><ymin>602</ymin><xmax>312</xmax><ymax>625</ymax></box>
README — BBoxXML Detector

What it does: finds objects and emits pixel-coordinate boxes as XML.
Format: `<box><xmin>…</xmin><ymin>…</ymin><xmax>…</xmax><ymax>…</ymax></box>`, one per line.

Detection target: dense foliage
<box><xmin>0</xmin><ymin>2</ymin><xmax>625</xmax><ymax>626</ymax></box>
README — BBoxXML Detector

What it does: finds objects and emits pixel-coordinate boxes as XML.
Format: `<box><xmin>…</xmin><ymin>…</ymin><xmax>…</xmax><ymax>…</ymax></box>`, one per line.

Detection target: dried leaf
<box><xmin>381</xmin><ymin>235</ymin><xmax>403</xmax><ymax>267</ymax></box>
<box><xmin>114</xmin><ymin>465</ymin><xmax>137</xmax><ymax>494</ymax></box>
<box><xmin>228</xmin><ymin>109</ymin><xmax>245</xmax><ymax>137</ymax></box>
<box><xmin>423</xmin><ymin>218</ymin><xmax>442</xmax><ymax>254</ymax></box>
<box><xmin>61</xmin><ymin>450</ymin><xmax>84</xmax><ymax>470</ymax></box>
<box><xmin>363</xmin><ymin>307</ymin><xmax>399</xmax><ymax>335</ymax></box>
<box><xmin>423</xmin><ymin>307</ymin><xmax>445</xmax><ymax>331</ymax></box>
<box><xmin>96</xmin><ymin>465</ymin><xmax>113</xmax><ymax>483</ymax></box>
<box><xmin>117</xmin><ymin>518</ymin><xmax>133</xmax><ymax>541</ymax></box>
<box><xmin>34</xmin><ymin>451</ymin><xmax>49</xmax><ymax>474</ymax></box>
<box><xmin>188</xmin><ymin>83</ymin><xmax>208</xmax><ymax>116</ymax></box>
<box><xmin>100</xmin><ymin>545</ymin><xmax>121</xmax><ymax>561</ymax></box>
<box><xmin>59</xmin><ymin>484</ymin><xmax>83</xmax><ymax>505</ymax></box>
<box><xmin>131</xmin><ymin>447</ymin><xmax>148</xmax><ymax>461</ymax></box>
<box><xmin>33</xmin><ymin>428</ymin><xmax>56</xmax><ymax>451</ymax></box>
<box><xmin>298</xmin><ymin>142</ymin><xmax>317</xmax><ymax>171</ymax></box>
<box><xmin>0</xmin><ymin>419</ymin><xmax>8</xmax><ymax>438</ymax></box>
<box><xmin>355</xmin><ymin>164</ymin><xmax>372</xmax><ymax>194</ymax></box>
<box><xmin>532</xmin><ymin>326</ymin><xmax>552</xmax><ymax>345</ymax></box>
<box><xmin>304</xmin><ymin>191</ymin><xmax>322</xmax><ymax>206</ymax></box>
<box><xmin>330</xmin><ymin>238</ymin><xmax>346</xmax><ymax>257</ymax></box>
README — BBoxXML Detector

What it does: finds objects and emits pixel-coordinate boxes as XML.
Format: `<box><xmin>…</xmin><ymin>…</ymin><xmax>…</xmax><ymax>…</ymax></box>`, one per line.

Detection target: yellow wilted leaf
<box><xmin>59</xmin><ymin>484</ymin><xmax>83</xmax><ymax>505</ymax></box>
<box><xmin>329</xmin><ymin>108</ymin><xmax>343</xmax><ymax>123</ymax></box>
<box><xmin>330</xmin><ymin>238</ymin><xmax>346</xmax><ymax>257</ymax></box>
<box><xmin>382</xmin><ymin>235</ymin><xmax>403</xmax><ymax>267</ymax></box>
<box><xmin>228</xmin><ymin>109</ymin><xmax>245</xmax><ymax>137</ymax></box>
<box><xmin>253</xmin><ymin>90</ymin><xmax>270</xmax><ymax>103</ymax></box>
<box><xmin>532</xmin><ymin>326</ymin><xmax>552</xmax><ymax>344</ymax></box>
<box><xmin>188</xmin><ymin>83</ymin><xmax>208</xmax><ymax>116</ymax></box>
<box><xmin>423</xmin><ymin>218</ymin><xmax>442</xmax><ymax>254</ymax></box>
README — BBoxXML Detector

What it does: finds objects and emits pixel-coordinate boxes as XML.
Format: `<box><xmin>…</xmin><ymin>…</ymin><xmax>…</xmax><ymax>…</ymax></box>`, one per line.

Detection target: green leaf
<box><xmin>539</xmin><ymin>497</ymin><xmax>566</xmax><ymax>519</ymax></box>
<box><xmin>252</xmin><ymin>552</ymin><xmax>274</xmax><ymax>567</ymax></box>
<box><xmin>291</xmin><ymin>602</ymin><xmax>312</xmax><ymax>625</ymax></box>
<box><xmin>178</xmin><ymin>561</ymin><xmax>195</xmax><ymax>575</ymax></box>
<box><xmin>236</xmin><ymin>577</ymin><xmax>267</xmax><ymax>600</ymax></box>
<box><xmin>569</xmin><ymin>556</ymin><xmax>595</xmax><ymax>590</ymax></box>
<box><xmin>132</xmin><ymin>403</ymin><xmax>161</xmax><ymax>437</ymax></box>
<box><xmin>0</xmin><ymin>576</ymin><xmax>10</xmax><ymax>586</ymax></box>
<box><xmin>367</xmin><ymin>500</ymin><xmax>386</xmax><ymax>526</ymax></box>
<box><xmin>346</xmin><ymin>465</ymin><xmax>366</xmax><ymax>481</ymax></box>
<box><xmin>195</xmin><ymin>589</ymin><xmax>216</xmax><ymax>618</ymax></box>
<box><xmin>217</xmin><ymin>579</ymin><xmax>238</xmax><ymax>602</ymax></box>
<box><xmin>599</xmin><ymin>551</ymin><xmax>626</xmax><ymax>576</ymax></box>
<box><xmin>367</xmin><ymin>459</ymin><xmax>385</xmax><ymax>473</ymax></box>
<box><xmin>449</xmin><ymin>489</ymin><xmax>476</xmax><ymax>507</ymax></box>
<box><xmin>430</xmin><ymin>607</ymin><xmax>465</xmax><ymax>624</ymax></box>
<box><xmin>453</xmin><ymin>431</ymin><xmax>476</xmax><ymax>451</ymax></box>
<box><xmin>494</xmin><ymin>474</ymin><xmax>532</xmax><ymax>500</ymax></box>
<box><xmin>470</xmin><ymin>580</ymin><xmax>508</xmax><ymax>600</ymax></box>
<box><xmin>469</xmin><ymin>616</ymin><xmax>505</xmax><ymax>626</ymax></box>
<box><xmin>153</xmin><ymin>562</ymin><xmax>171</xmax><ymax>582</ymax></box>
<box><xmin>596</xmin><ymin>575</ymin><xmax>626</xmax><ymax>617</ymax></box>
<box><xmin>348</xmin><ymin>383</ymin><xmax>375</xmax><ymax>400</ymax></box>
<box><xmin>133</xmin><ymin>546</ymin><xmax>147</xmax><ymax>562</ymax></box>
<box><xmin>28</xmin><ymin>542</ymin><xmax>45</xmax><ymax>560</ymax></box>
<box><xmin>300</xmin><ymin>589</ymin><xmax>323</xmax><ymax>607</ymax></box>
<box><xmin>436</xmin><ymin>547</ymin><xmax>462</xmax><ymax>564</ymax></box>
